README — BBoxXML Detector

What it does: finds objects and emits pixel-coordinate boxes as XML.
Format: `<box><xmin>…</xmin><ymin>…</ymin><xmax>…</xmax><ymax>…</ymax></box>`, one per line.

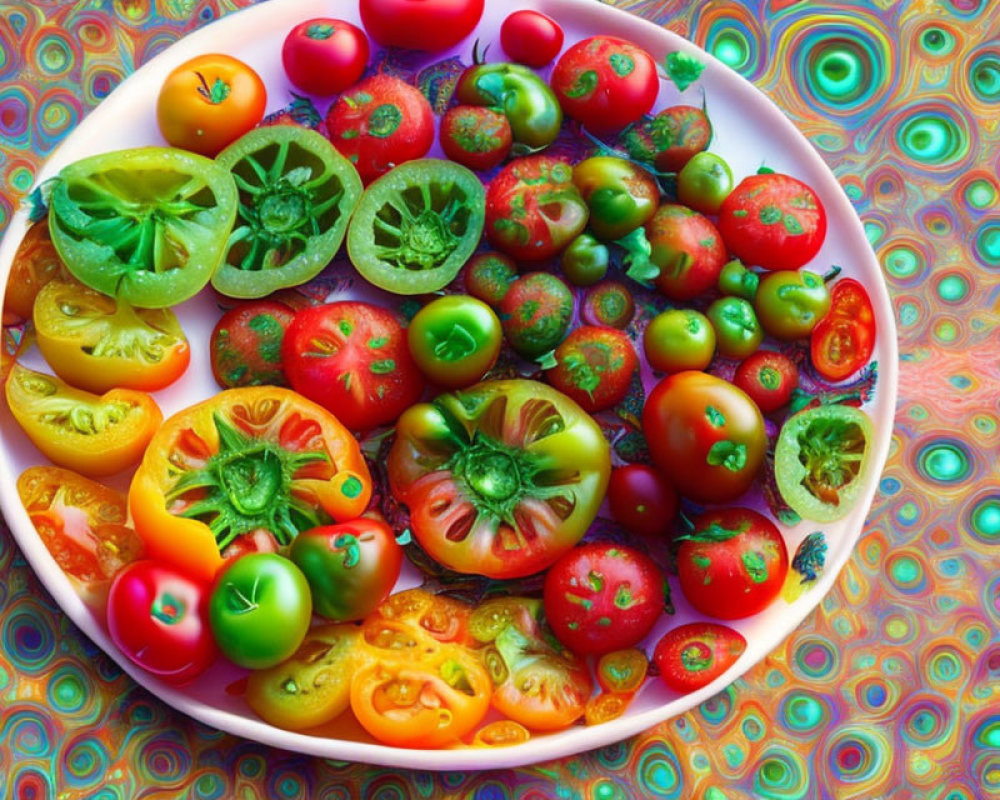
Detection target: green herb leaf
<box><xmin>663</xmin><ymin>52</ymin><xmax>705</xmax><ymax>92</ymax></box>
<box><xmin>706</xmin><ymin>440</ymin><xmax>748</xmax><ymax>472</ymax></box>
<box><xmin>616</xmin><ymin>227</ymin><xmax>659</xmax><ymax>285</ymax></box>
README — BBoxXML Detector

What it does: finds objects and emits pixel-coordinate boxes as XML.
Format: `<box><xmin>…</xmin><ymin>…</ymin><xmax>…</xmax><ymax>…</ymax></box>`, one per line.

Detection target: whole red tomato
<box><xmin>282</xmin><ymin>301</ymin><xmax>424</xmax><ymax>431</ymax></box>
<box><xmin>545</xmin><ymin>325</ymin><xmax>638</xmax><ymax>413</ymax></box>
<box><xmin>210</xmin><ymin>299</ymin><xmax>295</xmax><ymax>389</ymax></box>
<box><xmin>607</xmin><ymin>464</ymin><xmax>678</xmax><ymax>539</ymax></box>
<box><xmin>733</xmin><ymin>350</ymin><xmax>798</xmax><ymax>413</ymax></box>
<box><xmin>500</xmin><ymin>10</ymin><xmax>564</xmax><ymax>67</ymax></box>
<box><xmin>359</xmin><ymin>0</ymin><xmax>484</xmax><ymax>52</ymax></box>
<box><xmin>439</xmin><ymin>105</ymin><xmax>512</xmax><ymax>172</ymax></box>
<box><xmin>653</xmin><ymin>622</ymin><xmax>747</xmax><ymax>694</ymax></box>
<box><xmin>645</xmin><ymin>203</ymin><xmax>727</xmax><ymax>302</ymax></box>
<box><xmin>281</xmin><ymin>19</ymin><xmax>369</xmax><ymax>96</ymax></box>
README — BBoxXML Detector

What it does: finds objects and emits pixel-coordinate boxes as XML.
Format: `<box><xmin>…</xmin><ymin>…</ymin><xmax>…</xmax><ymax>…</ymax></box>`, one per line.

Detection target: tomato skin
<box><xmin>810</xmin><ymin>278</ymin><xmax>876</xmax><ymax>381</ymax></box>
<box><xmin>499</xmin><ymin>272</ymin><xmax>574</xmax><ymax>359</ymax></box>
<box><xmin>408</xmin><ymin>295</ymin><xmax>503</xmax><ymax>389</ymax></box>
<box><xmin>326</xmin><ymin>75</ymin><xmax>434</xmax><ymax>184</ymax></box>
<box><xmin>607</xmin><ymin>464</ymin><xmax>678</xmax><ymax>539</ymax></box>
<box><xmin>210</xmin><ymin>300</ymin><xmax>295</xmax><ymax>389</ymax></box>
<box><xmin>718</xmin><ymin>173</ymin><xmax>827</xmax><ymax>271</ymax></box>
<box><xmin>463</xmin><ymin>251</ymin><xmax>518</xmax><ymax>305</ymax></box>
<box><xmin>755</xmin><ymin>269</ymin><xmax>832</xmax><ymax>340</ymax></box>
<box><xmin>733</xmin><ymin>350</ymin><xmax>798</xmax><ymax>413</ymax></box>
<box><xmin>623</xmin><ymin>105</ymin><xmax>712</xmax><ymax>173</ymax></box>
<box><xmin>3</xmin><ymin>219</ymin><xmax>70</xmax><ymax>325</ymax></box>
<box><xmin>596</xmin><ymin>648</ymin><xmax>648</xmax><ymax>694</ymax></box>
<box><xmin>107</xmin><ymin>560</ymin><xmax>217</xmax><ymax>686</ymax></box>
<box><xmin>545</xmin><ymin>325</ymin><xmax>638</xmax><ymax>413</ymax></box>
<box><xmin>677</xmin><ymin>507</ymin><xmax>789</xmax><ymax>620</ymax></box>
<box><xmin>642</xmin><ymin>371</ymin><xmax>766</xmax><ymax>504</ymax></box>
<box><xmin>572</xmin><ymin>156</ymin><xmax>659</xmax><ymax>242</ymax></box>
<box><xmin>561</xmin><ymin>234</ymin><xmax>609</xmax><ymax>287</ymax></box>
<box><xmin>551</xmin><ymin>36</ymin><xmax>659</xmax><ymax>134</ymax></box>
<box><xmin>500</xmin><ymin>10</ymin><xmax>564</xmax><ymax>67</ymax></box>
<box><xmin>544</xmin><ymin>542</ymin><xmax>665</xmax><ymax>656</ymax></box>
<box><xmin>282</xmin><ymin>301</ymin><xmax>424</xmax><ymax>431</ymax></box>
<box><xmin>359</xmin><ymin>0</ymin><xmax>484</xmax><ymax>52</ymax></box>
<box><xmin>440</xmin><ymin>105</ymin><xmax>512</xmax><ymax>172</ymax></box>
<box><xmin>653</xmin><ymin>622</ymin><xmax>747</xmax><ymax>694</ymax></box>
<box><xmin>677</xmin><ymin>151</ymin><xmax>733</xmax><ymax>215</ymax></box>
<box><xmin>157</xmin><ymin>54</ymin><xmax>266</xmax><ymax>157</ymax></box>
<box><xmin>645</xmin><ymin>203</ymin><xmax>727</xmax><ymax>302</ymax></box>
<box><xmin>706</xmin><ymin>296</ymin><xmax>763</xmax><ymax>360</ymax></box>
<box><xmin>643</xmin><ymin>308</ymin><xmax>716</xmax><ymax>373</ymax></box>
<box><xmin>281</xmin><ymin>19</ymin><xmax>368</xmax><ymax>96</ymax></box>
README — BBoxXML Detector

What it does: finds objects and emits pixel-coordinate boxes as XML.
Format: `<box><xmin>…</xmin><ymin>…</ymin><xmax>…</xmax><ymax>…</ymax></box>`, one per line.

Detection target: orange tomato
<box><xmin>2</xmin><ymin>219</ymin><xmax>71</xmax><ymax>325</ymax></box>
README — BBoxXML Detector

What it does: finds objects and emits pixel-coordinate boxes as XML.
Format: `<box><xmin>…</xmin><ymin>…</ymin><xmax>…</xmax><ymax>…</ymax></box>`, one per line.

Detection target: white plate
<box><xmin>0</xmin><ymin>0</ymin><xmax>898</xmax><ymax>770</ymax></box>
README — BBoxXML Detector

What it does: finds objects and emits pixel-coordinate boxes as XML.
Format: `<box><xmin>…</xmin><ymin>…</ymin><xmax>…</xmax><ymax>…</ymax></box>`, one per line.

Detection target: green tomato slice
<box><xmin>213</xmin><ymin>125</ymin><xmax>363</xmax><ymax>299</ymax></box>
<box><xmin>775</xmin><ymin>404</ymin><xmax>874</xmax><ymax>522</ymax></box>
<box><xmin>347</xmin><ymin>159</ymin><xmax>485</xmax><ymax>295</ymax></box>
<box><xmin>48</xmin><ymin>147</ymin><xmax>238</xmax><ymax>309</ymax></box>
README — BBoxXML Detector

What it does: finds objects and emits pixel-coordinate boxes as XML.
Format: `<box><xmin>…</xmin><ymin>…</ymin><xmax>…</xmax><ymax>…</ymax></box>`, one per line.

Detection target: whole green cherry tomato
<box><xmin>289</xmin><ymin>518</ymin><xmax>403</xmax><ymax>622</ymax></box>
<box><xmin>717</xmin><ymin>259</ymin><xmax>759</xmax><ymax>301</ymax></box>
<box><xmin>209</xmin><ymin>553</ymin><xmax>312</xmax><ymax>670</ymax></box>
<box><xmin>561</xmin><ymin>234</ymin><xmax>609</xmax><ymax>286</ymax></box>
<box><xmin>572</xmin><ymin>156</ymin><xmax>659</xmax><ymax>242</ymax></box>
<box><xmin>706</xmin><ymin>296</ymin><xmax>763</xmax><ymax>360</ymax></box>
<box><xmin>754</xmin><ymin>267</ymin><xmax>834</xmax><ymax>340</ymax></box>
<box><xmin>407</xmin><ymin>295</ymin><xmax>503</xmax><ymax>388</ymax></box>
<box><xmin>677</xmin><ymin>152</ymin><xmax>733</xmax><ymax>215</ymax></box>
<box><xmin>644</xmin><ymin>309</ymin><xmax>715</xmax><ymax>373</ymax></box>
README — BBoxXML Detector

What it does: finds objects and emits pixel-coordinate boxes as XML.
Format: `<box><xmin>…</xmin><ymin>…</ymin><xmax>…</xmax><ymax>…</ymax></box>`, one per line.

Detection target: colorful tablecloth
<box><xmin>2</xmin><ymin>1</ymin><xmax>998</xmax><ymax>797</ymax></box>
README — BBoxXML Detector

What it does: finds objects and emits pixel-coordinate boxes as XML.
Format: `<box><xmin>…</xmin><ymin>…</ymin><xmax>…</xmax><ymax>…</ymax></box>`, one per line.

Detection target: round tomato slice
<box><xmin>2</xmin><ymin>219</ymin><xmax>71</xmax><ymax>325</ymax></box>
<box><xmin>653</xmin><ymin>622</ymin><xmax>747</xmax><ymax>694</ymax></box>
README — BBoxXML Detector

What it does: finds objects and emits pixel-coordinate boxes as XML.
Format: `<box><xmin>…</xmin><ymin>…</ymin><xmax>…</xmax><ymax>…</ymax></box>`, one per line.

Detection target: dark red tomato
<box><xmin>281</xmin><ymin>19</ymin><xmax>369</xmax><ymax>96</ymax></box>
<box><xmin>439</xmin><ymin>105</ymin><xmax>512</xmax><ymax>171</ymax></box>
<box><xmin>810</xmin><ymin>278</ymin><xmax>876</xmax><ymax>381</ymax></box>
<box><xmin>282</xmin><ymin>301</ymin><xmax>424</xmax><ymax>431</ymax></box>
<box><xmin>499</xmin><ymin>272</ymin><xmax>574</xmax><ymax>359</ymax></box>
<box><xmin>550</xmin><ymin>36</ymin><xmax>659</xmax><ymax>135</ymax></box>
<box><xmin>653</xmin><ymin>622</ymin><xmax>747</xmax><ymax>694</ymax></box>
<box><xmin>106</xmin><ymin>560</ymin><xmax>217</xmax><ymax>686</ymax></box>
<box><xmin>545</xmin><ymin>326</ymin><xmax>638</xmax><ymax>413</ymax></box>
<box><xmin>676</xmin><ymin>507</ymin><xmax>789</xmax><ymax>620</ymax></box>
<box><xmin>733</xmin><ymin>350</ymin><xmax>798</xmax><ymax>413</ymax></box>
<box><xmin>623</xmin><ymin>105</ymin><xmax>711</xmax><ymax>173</ymax></box>
<box><xmin>500</xmin><ymin>10</ymin><xmax>564</xmax><ymax>67</ymax></box>
<box><xmin>544</xmin><ymin>542</ymin><xmax>666</xmax><ymax>656</ymax></box>
<box><xmin>325</xmin><ymin>74</ymin><xmax>434</xmax><ymax>184</ymax></box>
<box><xmin>607</xmin><ymin>464</ymin><xmax>678</xmax><ymax>539</ymax></box>
<box><xmin>485</xmin><ymin>156</ymin><xmax>589</xmax><ymax>261</ymax></box>
<box><xmin>645</xmin><ymin>203</ymin><xmax>727</xmax><ymax>302</ymax></box>
<box><xmin>718</xmin><ymin>173</ymin><xmax>827</xmax><ymax>271</ymax></box>
<box><xmin>464</xmin><ymin>251</ymin><xmax>518</xmax><ymax>305</ymax></box>
<box><xmin>359</xmin><ymin>0</ymin><xmax>484</xmax><ymax>52</ymax></box>
<box><xmin>210</xmin><ymin>300</ymin><xmax>295</xmax><ymax>389</ymax></box>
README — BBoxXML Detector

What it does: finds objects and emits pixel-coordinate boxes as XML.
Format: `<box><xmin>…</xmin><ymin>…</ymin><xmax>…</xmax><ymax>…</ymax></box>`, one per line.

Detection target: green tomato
<box><xmin>707</xmin><ymin>296</ymin><xmax>764</xmax><ymax>360</ymax></box>
<box><xmin>643</xmin><ymin>308</ymin><xmax>716</xmax><ymax>373</ymax></box>
<box><xmin>572</xmin><ymin>156</ymin><xmax>659</xmax><ymax>241</ymax></box>
<box><xmin>561</xmin><ymin>234</ymin><xmax>609</xmax><ymax>286</ymax></box>
<box><xmin>754</xmin><ymin>268</ymin><xmax>832</xmax><ymax>340</ymax></box>
<box><xmin>717</xmin><ymin>259</ymin><xmax>759</xmax><ymax>300</ymax></box>
<box><xmin>209</xmin><ymin>553</ymin><xmax>312</xmax><ymax>670</ymax></box>
<box><xmin>408</xmin><ymin>295</ymin><xmax>503</xmax><ymax>388</ymax></box>
<box><xmin>676</xmin><ymin>151</ymin><xmax>733</xmax><ymax>215</ymax></box>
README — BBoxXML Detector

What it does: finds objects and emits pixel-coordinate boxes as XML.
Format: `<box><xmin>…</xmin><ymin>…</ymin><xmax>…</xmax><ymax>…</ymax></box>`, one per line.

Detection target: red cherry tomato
<box><xmin>653</xmin><ymin>622</ymin><xmax>747</xmax><ymax>694</ymax></box>
<box><xmin>733</xmin><ymin>350</ymin><xmax>799</xmax><ymax>413</ymax></box>
<box><xmin>281</xmin><ymin>19</ymin><xmax>369</xmax><ymax>97</ymax></box>
<box><xmin>210</xmin><ymin>300</ymin><xmax>295</xmax><ymax>389</ymax></box>
<box><xmin>607</xmin><ymin>464</ymin><xmax>678</xmax><ymax>539</ymax></box>
<box><xmin>359</xmin><ymin>0</ymin><xmax>484</xmax><ymax>53</ymax></box>
<box><xmin>645</xmin><ymin>203</ymin><xmax>727</xmax><ymax>302</ymax></box>
<box><xmin>810</xmin><ymin>278</ymin><xmax>876</xmax><ymax>381</ymax></box>
<box><xmin>439</xmin><ymin>105</ymin><xmax>512</xmax><ymax>172</ymax></box>
<box><xmin>545</xmin><ymin>325</ymin><xmax>638</xmax><ymax>413</ymax></box>
<box><xmin>500</xmin><ymin>10</ymin><xmax>564</xmax><ymax>67</ymax></box>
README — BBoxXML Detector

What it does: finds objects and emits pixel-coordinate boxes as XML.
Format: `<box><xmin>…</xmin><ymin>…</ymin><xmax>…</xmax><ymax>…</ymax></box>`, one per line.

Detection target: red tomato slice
<box><xmin>810</xmin><ymin>278</ymin><xmax>876</xmax><ymax>381</ymax></box>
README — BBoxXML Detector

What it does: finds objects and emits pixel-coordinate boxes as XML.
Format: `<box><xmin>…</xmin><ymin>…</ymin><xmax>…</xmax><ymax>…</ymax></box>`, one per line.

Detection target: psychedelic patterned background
<box><xmin>1</xmin><ymin>0</ymin><xmax>999</xmax><ymax>797</ymax></box>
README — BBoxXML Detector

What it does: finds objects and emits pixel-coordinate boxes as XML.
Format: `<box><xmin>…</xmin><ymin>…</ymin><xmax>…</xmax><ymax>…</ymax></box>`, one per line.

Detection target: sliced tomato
<box><xmin>653</xmin><ymin>622</ymin><xmax>747</xmax><ymax>694</ymax></box>
<box><xmin>810</xmin><ymin>278</ymin><xmax>876</xmax><ymax>381</ymax></box>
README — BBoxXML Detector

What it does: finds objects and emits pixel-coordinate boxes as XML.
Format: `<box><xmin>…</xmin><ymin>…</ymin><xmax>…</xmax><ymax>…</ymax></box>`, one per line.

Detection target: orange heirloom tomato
<box><xmin>157</xmin><ymin>54</ymin><xmax>266</xmax><ymax>157</ymax></box>
<box><xmin>34</xmin><ymin>280</ymin><xmax>190</xmax><ymax>394</ymax></box>
<box><xmin>3</xmin><ymin>219</ymin><xmax>71</xmax><ymax>326</ymax></box>
<box><xmin>16</xmin><ymin>466</ymin><xmax>143</xmax><ymax>609</ymax></box>
<box><xmin>128</xmin><ymin>387</ymin><xmax>372</xmax><ymax>584</ymax></box>
<box><xmin>366</xmin><ymin>588</ymin><xmax>477</xmax><ymax>649</ymax></box>
<box><xmin>5</xmin><ymin>363</ymin><xmax>162</xmax><ymax>477</ymax></box>
<box><xmin>472</xmin><ymin>720</ymin><xmax>531</xmax><ymax>747</ymax></box>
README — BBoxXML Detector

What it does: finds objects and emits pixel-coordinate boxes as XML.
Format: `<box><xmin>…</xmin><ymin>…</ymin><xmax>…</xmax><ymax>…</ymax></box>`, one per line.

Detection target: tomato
<box><xmin>718</xmin><ymin>173</ymin><xmax>827</xmax><ymax>271</ymax></box>
<box><xmin>774</xmin><ymin>404</ymin><xmax>875</xmax><ymax>522</ymax></box>
<box><xmin>810</xmin><ymin>278</ymin><xmax>876</xmax><ymax>381</ymax></box>
<box><xmin>463</xmin><ymin>251</ymin><xmax>518</xmax><ymax>305</ymax></box>
<box><xmin>644</xmin><ymin>203</ymin><xmax>727</xmax><ymax>302</ymax></box>
<box><xmin>572</xmin><ymin>156</ymin><xmax>659</xmax><ymax>242</ymax></box>
<box><xmin>213</xmin><ymin>125</ymin><xmax>363</xmax><ymax>298</ymax></box>
<box><xmin>128</xmin><ymin>387</ymin><xmax>372</xmax><ymax>583</ymax></box>
<box><xmin>733</xmin><ymin>350</ymin><xmax>798</xmax><ymax>413</ymax></box>
<box><xmin>2</xmin><ymin>219</ymin><xmax>70</xmax><ymax>325</ymax></box>
<box><xmin>281</xmin><ymin>19</ymin><xmax>369</xmax><ymax>96</ymax></box>
<box><xmin>706</xmin><ymin>296</ymin><xmax>763</xmax><ymax>360</ymax></box>
<box><xmin>326</xmin><ymin>74</ymin><xmax>434</xmax><ymax>184</ymax></box>
<box><xmin>34</xmin><ymin>280</ymin><xmax>190</xmax><ymax>394</ymax></box>
<box><xmin>545</xmin><ymin>325</ymin><xmax>638</xmax><ymax>413</ymax></box>
<box><xmin>717</xmin><ymin>258</ymin><xmax>760</xmax><ymax>301</ymax></box>
<box><xmin>282</xmin><ymin>301</ymin><xmax>423</xmax><ymax>431</ymax></box>
<box><xmin>500</xmin><ymin>10</ymin><xmax>564</xmax><ymax>67</ymax></box>
<box><xmin>643</xmin><ymin>308</ymin><xmax>716</xmax><ymax>373</ymax></box>
<box><xmin>359</xmin><ymin>0</ymin><xmax>484</xmax><ymax>53</ymax></box>
<box><xmin>388</xmin><ymin>379</ymin><xmax>611</xmax><ymax>579</ymax></box>
<box><xmin>581</xmin><ymin>280</ymin><xmax>635</xmax><ymax>329</ymax></box>
<box><xmin>107</xmin><ymin>560</ymin><xmax>216</xmax><ymax>686</ymax></box>
<box><xmin>623</xmin><ymin>105</ymin><xmax>711</xmax><ymax>173</ymax></box>
<box><xmin>157</xmin><ymin>54</ymin><xmax>266</xmax><ymax>157</ymax></box>
<box><xmin>676</xmin><ymin>507</ymin><xmax>789</xmax><ymax>620</ymax></box>
<box><xmin>544</xmin><ymin>543</ymin><xmax>665</xmax><ymax>656</ymax></box>
<box><xmin>550</xmin><ymin>35</ymin><xmax>658</xmax><ymax>134</ymax></box>
<box><xmin>677</xmin><ymin>152</ymin><xmax>733</xmax><ymax>215</ymax></box>
<box><xmin>347</xmin><ymin>159</ymin><xmax>485</xmax><ymax>294</ymax></box>
<box><xmin>210</xmin><ymin>300</ymin><xmax>295</xmax><ymax>389</ymax></box>
<box><xmin>289</xmin><ymin>518</ymin><xmax>403</xmax><ymax>622</ymax></box>
<box><xmin>366</xmin><ymin>588</ymin><xmax>476</xmax><ymax>650</ymax></box>
<box><xmin>407</xmin><ymin>295</ymin><xmax>503</xmax><ymax>389</ymax></box>
<box><xmin>607</xmin><ymin>464</ymin><xmax>678</xmax><ymax>539</ymax></box>
<box><xmin>585</xmin><ymin>691</ymin><xmax>634</xmax><ymax>726</ymax></box>
<box><xmin>485</xmin><ymin>156</ymin><xmax>589</xmax><ymax>262</ymax></box>
<box><xmin>596</xmin><ymin>648</ymin><xmax>648</xmax><ymax>694</ymax></box>
<box><xmin>499</xmin><ymin>272</ymin><xmax>574</xmax><ymax>359</ymax></box>
<box><xmin>642</xmin><ymin>371</ymin><xmax>766</xmax><ymax>504</ymax></box>
<box><xmin>472</xmin><ymin>720</ymin><xmax>531</xmax><ymax>748</ymax></box>
<box><xmin>653</xmin><ymin>622</ymin><xmax>747</xmax><ymax>694</ymax></box>
<box><xmin>561</xmin><ymin>234</ymin><xmax>609</xmax><ymax>287</ymax></box>
<box><xmin>47</xmin><ymin>147</ymin><xmax>238</xmax><ymax>309</ymax></box>
<box><xmin>754</xmin><ymin>268</ymin><xmax>832</xmax><ymax>340</ymax></box>
<box><xmin>17</xmin><ymin>466</ymin><xmax>143</xmax><ymax>609</ymax></box>
<box><xmin>245</xmin><ymin>623</ymin><xmax>360</xmax><ymax>730</ymax></box>
<box><xmin>5</xmin><ymin>364</ymin><xmax>162</xmax><ymax>477</ymax></box>
<box><xmin>439</xmin><ymin>105</ymin><xmax>512</xmax><ymax>172</ymax></box>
